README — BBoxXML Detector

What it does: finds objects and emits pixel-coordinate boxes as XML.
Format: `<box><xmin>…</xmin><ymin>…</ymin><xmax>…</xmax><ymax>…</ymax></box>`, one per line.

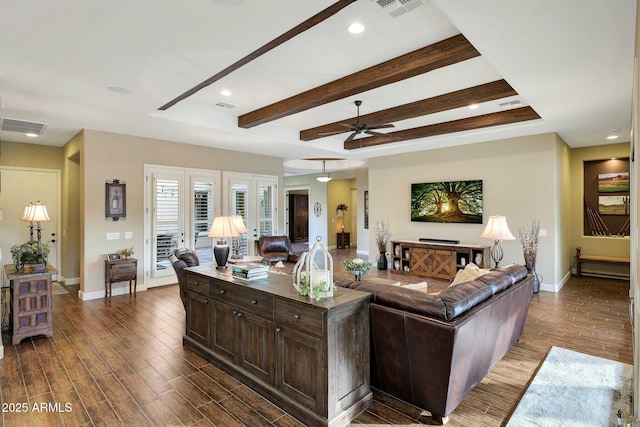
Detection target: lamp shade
<box><xmin>22</xmin><ymin>201</ymin><xmax>50</xmax><ymax>223</ymax></box>
<box><xmin>481</xmin><ymin>216</ymin><xmax>515</xmax><ymax>241</ymax></box>
<box><xmin>208</xmin><ymin>216</ymin><xmax>237</xmax><ymax>239</ymax></box>
<box><xmin>21</xmin><ymin>203</ymin><xmax>35</xmax><ymax>221</ymax></box>
<box><xmin>230</xmin><ymin>215</ymin><xmax>248</xmax><ymax>234</ymax></box>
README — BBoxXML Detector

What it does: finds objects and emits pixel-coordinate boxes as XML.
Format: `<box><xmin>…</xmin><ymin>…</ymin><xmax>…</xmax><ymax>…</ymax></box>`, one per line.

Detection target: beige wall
<box><xmin>80</xmin><ymin>129</ymin><xmax>284</xmax><ymax>298</ymax></box>
<box><xmin>368</xmin><ymin>133</ymin><xmax>563</xmax><ymax>289</ymax></box>
<box><xmin>557</xmin><ymin>135</ymin><xmax>573</xmax><ymax>284</ymax></box>
<box><xmin>0</xmin><ymin>140</ymin><xmax>63</xmax><ymax>170</ymax></box>
<box><xmin>61</xmin><ymin>132</ymin><xmax>82</xmax><ymax>283</ymax></box>
<box><xmin>569</xmin><ymin>142</ymin><xmax>631</xmax><ymax>276</ymax></box>
<box><xmin>327</xmin><ymin>179</ymin><xmax>355</xmax><ymax>247</ymax></box>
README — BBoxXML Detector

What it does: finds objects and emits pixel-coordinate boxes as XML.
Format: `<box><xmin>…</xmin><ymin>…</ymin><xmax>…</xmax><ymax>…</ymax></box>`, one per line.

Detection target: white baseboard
<box><xmin>79</xmin><ymin>283</ymin><xmax>147</xmax><ymax>301</ymax></box>
<box><xmin>60</xmin><ymin>276</ymin><xmax>80</xmax><ymax>285</ymax></box>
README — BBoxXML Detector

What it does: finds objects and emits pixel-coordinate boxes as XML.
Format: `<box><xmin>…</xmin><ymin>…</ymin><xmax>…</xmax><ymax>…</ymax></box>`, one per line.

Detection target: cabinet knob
<box><xmin>276</xmin><ymin>327</ymin><xmax>281</xmax><ymax>332</ymax></box>
<box><xmin>232</xmin><ymin>309</ymin><xmax>238</xmax><ymax>315</ymax></box>
<box><xmin>237</xmin><ymin>312</ymin><xmax>243</xmax><ymax>317</ymax></box>
<box><xmin>293</xmin><ymin>314</ymin><xmax>300</xmax><ymax>320</ymax></box>
<box><xmin>220</xmin><ymin>290</ymin><xmax>226</xmax><ymax>294</ymax></box>
<box><xmin>251</xmin><ymin>299</ymin><xmax>257</xmax><ymax>305</ymax></box>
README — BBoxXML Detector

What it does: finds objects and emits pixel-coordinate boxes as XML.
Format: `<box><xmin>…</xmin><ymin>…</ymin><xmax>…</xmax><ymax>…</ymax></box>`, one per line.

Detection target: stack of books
<box><xmin>231</xmin><ymin>263</ymin><xmax>269</xmax><ymax>281</ymax></box>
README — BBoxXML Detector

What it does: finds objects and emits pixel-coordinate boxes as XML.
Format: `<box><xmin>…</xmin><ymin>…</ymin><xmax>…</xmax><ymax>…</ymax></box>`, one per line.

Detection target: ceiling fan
<box><xmin>322</xmin><ymin>100</ymin><xmax>395</xmax><ymax>143</ymax></box>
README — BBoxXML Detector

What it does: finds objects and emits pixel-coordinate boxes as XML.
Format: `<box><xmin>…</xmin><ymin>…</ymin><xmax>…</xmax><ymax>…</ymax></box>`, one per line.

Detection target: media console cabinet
<box><xmin>391</xmin><ymin>239</ymin><xmax>490</xmax><ymax>281</ymax></box>
<box><xmin>183</xmin><ymin>265</ymin><xmax>372</xmax><ymax>427</ymax></box>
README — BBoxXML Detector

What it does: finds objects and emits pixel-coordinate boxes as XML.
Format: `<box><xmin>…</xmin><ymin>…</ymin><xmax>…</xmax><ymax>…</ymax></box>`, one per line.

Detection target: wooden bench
<box><xmin>576</xmin><ymin>247</ymin><xmax>630</xmax><ymax>278</ymax></box>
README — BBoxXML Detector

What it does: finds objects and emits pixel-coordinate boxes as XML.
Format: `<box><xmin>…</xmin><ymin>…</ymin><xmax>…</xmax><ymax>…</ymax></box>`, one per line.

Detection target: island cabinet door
<box><xmin>211</xmin><ymin>300</ymin><xmax>240</xmax><ymax>363</ymax></box>
<box><xmin>275</xmin><ymin>325</ymin><xmax>326</xmax><ymax>414</ymax></box>
<box><xmin>238</xmin><ymin>311</ymin><xmax>275</xmax><ymax>385</ymax></box>
<box><xmin>186</xmin><ymin>291</ymin><xmax>211</xmax><ymax>348</ymax></box>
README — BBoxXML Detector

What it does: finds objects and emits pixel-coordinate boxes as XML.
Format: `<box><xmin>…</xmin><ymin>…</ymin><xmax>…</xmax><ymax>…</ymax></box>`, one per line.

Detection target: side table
<box><xmin>104</xmin><ymin>258</ymin><xmax>137</xmax><ymax>297</ymax></box>
<box><xmin>337</xmin><ymin>232</ymin><xmax>351</xmax><ymax>249</ymax></box>
<box><xmin>3</xmin><ymin>263</ymin><xmax>56</xmax><ymax>345</ymax></box>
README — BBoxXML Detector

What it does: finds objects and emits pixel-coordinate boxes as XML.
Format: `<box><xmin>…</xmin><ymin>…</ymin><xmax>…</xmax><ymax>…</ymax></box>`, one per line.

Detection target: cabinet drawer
<box><xmin>110</xmin><ymin>263</ymin><xmax>136</xmax><ymax>281</ymax></box>
<box><xmin>275</xmin><ymin>300</ymin><xmax>325</xmax><ymax>337</ymax></box>
<box><xmin>186</xmin><ymin>275</ymin><xmax>210</xmax><ymax>295</ymax></box>
<box><xmin>212</xmin><ymin>280</ymin><xmax>274</xmax><ymax>318</ymax></box>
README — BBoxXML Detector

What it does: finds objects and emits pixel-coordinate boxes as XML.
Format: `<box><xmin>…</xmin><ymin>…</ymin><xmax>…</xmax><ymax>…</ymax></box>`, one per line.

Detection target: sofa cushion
<box><xmin>439</xmin><ymin>280</ymin><xmax>495</xmax><ymax>320</ymax></box>
<box><xmin>495</xmin><ymin>264</ymin><xmax>528</xmax><ymax>284</ymax></box>
<box><xmin>449</xmin><ymin>263</ymin><xmax>490</xmax><ymax>287</ymax></box>
<box><xmin>353</xmin><ymin>281</ymin><xmax>447</xmax><ymax>320</ymax></box>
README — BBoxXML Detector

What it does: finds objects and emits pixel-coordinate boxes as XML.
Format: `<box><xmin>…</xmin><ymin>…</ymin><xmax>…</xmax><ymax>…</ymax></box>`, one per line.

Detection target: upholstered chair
<box><xmin>170</xmin><ymin>248</ymin><xmax>199</xmax><ymax>309</ymax></box>
<box><xmin>255</xmin><ymin>235</ymin><xmax>299</xmax><ymax>264</ymax></box>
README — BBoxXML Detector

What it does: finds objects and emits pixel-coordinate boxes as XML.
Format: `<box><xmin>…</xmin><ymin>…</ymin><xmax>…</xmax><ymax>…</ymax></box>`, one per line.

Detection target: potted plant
<box><xmin>337</xmin><ymin>203</ymin><xmax>348</xmax><ymax>217</ymax></box>
<box><xmin>343</xmin><ymin>258</ymin><xmax>375</xmax><ymax>281</ymax></box>
<box><xmin>374</xmin><ymin>219</ymin><xmax>391</xmax><ymax>270</ymax></box>
<box><xmin>121</xmin><ymin>247</ymin><xmax>134</xmax><ymax>260</ymax></box>
<box><xmin>10</xmin><ymin>240</ymin><xmax>50</xmax><ymax>271</ymax></box>
<box><xmin>518</xmin><ymin>218</ymin><xmax>541</xmax><ymax>294</ymax></box>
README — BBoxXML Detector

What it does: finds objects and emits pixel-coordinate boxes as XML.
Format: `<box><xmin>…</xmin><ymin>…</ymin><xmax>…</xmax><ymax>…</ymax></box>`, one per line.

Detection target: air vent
<box><xmin>0</xmin><ymin>117</ymin><xmax>47</xmax><ymax>135</ymax></box>
<box><xmin>499</xmin><ymin>100</ymin><xmax>523</xmax><ymax>110</ymax></box>
<box><xmin>215</xmin><ymin>102</ymin><xmax>236</xmax><ymax>109</ymax></box>
<box><xmin>372</xmin><ymin>0</ymin><xmax>425</xmax><ymax>17</ymax></box>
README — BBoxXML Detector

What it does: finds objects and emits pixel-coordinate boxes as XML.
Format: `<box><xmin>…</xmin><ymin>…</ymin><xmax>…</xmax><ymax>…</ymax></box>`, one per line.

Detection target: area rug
<box><xmin>52</xmin><ymin>282</ymin><xmax>69</xmax><ymax>295</ymax></box>
<box><xmin>507</xmin><ymin>346</ymin><xmax>632</xmax><ymax>427</ymax></box>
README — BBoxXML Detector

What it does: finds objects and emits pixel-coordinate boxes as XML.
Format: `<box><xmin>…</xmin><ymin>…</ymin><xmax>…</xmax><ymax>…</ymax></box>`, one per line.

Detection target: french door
<box><xmin>224</xmin><ymin>173</ymin><xmax>278</xmax><ymax>256</ymax></box>
<box><xmin>145</xmin><ymin>165</ymin><xmax>219</xmax><ymax>287</ymax></box>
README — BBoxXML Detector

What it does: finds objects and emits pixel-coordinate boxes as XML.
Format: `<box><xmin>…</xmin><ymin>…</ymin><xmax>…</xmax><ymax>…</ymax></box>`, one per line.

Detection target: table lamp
<box><xmin>480</xmin><ymin>215</ymin><xmax>515</xmax><ymax>267</ymax></box>
<box><xmin>208</xmin><ymin>216</ymin><xmax>237</xmax><ymax>269</ymax></box>
<box><xmin>22</xmin><ymin>200</ymin><xmax>51</xmax><ymax>272</ymax></box>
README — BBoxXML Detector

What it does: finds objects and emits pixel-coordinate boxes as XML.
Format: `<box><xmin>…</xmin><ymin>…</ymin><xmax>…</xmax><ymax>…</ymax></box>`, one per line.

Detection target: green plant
<box><xmin>343</xmin><ymin>258</ymin><xmax>374</xmax><ymax>273</ymax></box>
<box><xmin>10</xmin><ymin>240</ymin><xmax>50</xmax><ymax>270</ymax></box>
<box><xmin>297</xmin><ymin>274</ymin><xmax>336</xmax><ymax>301</ymax></box>
<box><xmin>121</xmin><ymin>247</ymin><xmax>134</xmax><ymax>257</ymax></box>
<box><xmin>337</xmin><ymin>203</ymin><xmax>348</xmax><ymax>211</ymax></box>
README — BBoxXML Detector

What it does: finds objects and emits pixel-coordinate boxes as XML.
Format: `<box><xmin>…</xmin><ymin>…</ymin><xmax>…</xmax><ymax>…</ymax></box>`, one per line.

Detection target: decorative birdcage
<box><xmin>292</xmin><ymin>237</ymin><xmax>334</xmax><ymax>300</ymax></box>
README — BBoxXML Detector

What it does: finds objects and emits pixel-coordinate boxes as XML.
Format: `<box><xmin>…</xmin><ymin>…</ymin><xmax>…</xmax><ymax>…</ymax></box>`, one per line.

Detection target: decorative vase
<box><xmin>528</xmin><ymin>268</ymin><xmax>540</xmax><ymax>294</ymax></box>
<box><xmin>475</xmin><ymin>253</ymin><xmax>483</xmax><ymax>267</ymax></box>
<box><xmin>377</xmin><ymin>251</ymin><xmax>388</xmax><ymax>270</ymax></box>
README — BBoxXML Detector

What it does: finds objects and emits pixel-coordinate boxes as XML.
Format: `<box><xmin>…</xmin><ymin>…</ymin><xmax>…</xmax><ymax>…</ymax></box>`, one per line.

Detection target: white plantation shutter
<box><xmin>154</xmin><ymin>178</ymin><xmax>180</xmax><ymax>265</ymax></box>
<box><xmin>231</xmin><ymin>183</ymin><xmax>249</xmax><ymax>256</ymax></box>
<box><xmin>258</xmin><ymin>182</ymin><xmax>276</xmax><ymax>236</ymax></box>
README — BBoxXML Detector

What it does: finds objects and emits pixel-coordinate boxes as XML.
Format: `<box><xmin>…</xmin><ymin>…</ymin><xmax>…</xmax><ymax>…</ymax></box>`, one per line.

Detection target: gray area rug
<box><xmin>507</xmin><ymin>346</ymin><xmax>632</xmax><ymax>427</ymax></box>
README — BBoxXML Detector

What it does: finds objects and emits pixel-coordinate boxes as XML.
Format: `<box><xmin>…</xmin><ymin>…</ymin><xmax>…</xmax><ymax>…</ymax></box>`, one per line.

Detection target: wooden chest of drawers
<box><xmin>104</xmin><ymin>258</ymin><xmax>137</xmax><ymax>297</ymax></box>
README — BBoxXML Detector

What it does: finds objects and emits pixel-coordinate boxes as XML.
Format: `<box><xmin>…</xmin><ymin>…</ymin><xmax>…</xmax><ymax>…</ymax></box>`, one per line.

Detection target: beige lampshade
<box><xmin>481</xmin><ymin>216</ymin><xmax>515</xmax><ymax>241</ymax></box>
<box><xmin>22</xmin><ymin>201</ymin><xmax>50</xmax><ymax>223</ymax></box>
<box><xmin>230</xmin><ymin>215</ymin><xmax>248</xmax><ymax>234</ymax></box>
<box><xmin>208</xmin><ymin>216</ymin><xmax>238</xmax><ymax>239</ymax></box>
<box><xmin>21</xmin><ymin>203</ymin><xmax>35</xmax><ymax>221</ymax></box>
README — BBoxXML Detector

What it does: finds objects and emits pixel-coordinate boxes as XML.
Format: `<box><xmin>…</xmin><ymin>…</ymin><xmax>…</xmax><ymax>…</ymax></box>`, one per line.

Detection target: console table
<box><xmin>3</xmin><ymin>264</ymin><xmax>56</xmax><ymax>345</ymax></box>
<box><xmin>336</xmin><ymin>232</ymin><xmax>350</xmax><ymax>249</ymax></box>
<box><xmin>104</xmin><ymin>257</ymin><xmax>137</xmax><ymax>297</ymax></box>
<box><xmin>391</xmin><ymin>240</ymin><xmax>490</xmax><ymax>281</ymax></box>
<box><xmin>183</xmin><ymin>266</ymin><xmax>372</xmax><ymax>427</ymax></box>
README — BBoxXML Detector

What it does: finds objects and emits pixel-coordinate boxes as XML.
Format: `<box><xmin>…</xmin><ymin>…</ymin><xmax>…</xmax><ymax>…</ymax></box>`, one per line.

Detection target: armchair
<box><xmin>170</xmin><ymin>248</ymin><xmax>199</xmax><ymax>309</ymax></box>
<box><xmin>255</xmin><ymin>235</ymin><xmax>299</xmax><ymax>265</ymax></box>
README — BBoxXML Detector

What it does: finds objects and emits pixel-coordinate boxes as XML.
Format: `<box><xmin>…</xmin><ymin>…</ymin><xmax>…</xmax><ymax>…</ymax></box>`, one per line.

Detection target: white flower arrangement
<box><xmin>518</xmin><ymin>219</ymin><xmax>540</xmax><ymax>270</ymax></box>
<box><xmin>343</xmin><ymin>258</ymin><xmax>375</xmax><ymax>273</ymax></box>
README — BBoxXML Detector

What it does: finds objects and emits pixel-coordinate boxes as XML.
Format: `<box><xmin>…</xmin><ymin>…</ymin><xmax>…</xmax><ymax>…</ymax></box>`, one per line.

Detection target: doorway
<box><xmin>285</xmin><ymin>188</ymin><xmax>310</xmax><ymax>252</ymax></box>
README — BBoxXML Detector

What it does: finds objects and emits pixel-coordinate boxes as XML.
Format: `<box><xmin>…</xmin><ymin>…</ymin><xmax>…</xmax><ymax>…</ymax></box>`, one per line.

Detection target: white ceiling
<box><xmin>0</xmin><ymin>0</ymin><xmax>636</xmax><ymax>174</ymax></box>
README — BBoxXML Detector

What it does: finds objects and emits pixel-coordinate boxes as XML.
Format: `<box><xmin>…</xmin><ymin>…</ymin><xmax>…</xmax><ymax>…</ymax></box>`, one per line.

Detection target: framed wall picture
<box><xmin>107</xmin><ymin>253</ymin><xmax>121</xmax><ymax>261</ymax></box>
<box><xmin>105</xmin><ymin>179</ymin><xmax>126</xmax><ymax>221</ymax></box>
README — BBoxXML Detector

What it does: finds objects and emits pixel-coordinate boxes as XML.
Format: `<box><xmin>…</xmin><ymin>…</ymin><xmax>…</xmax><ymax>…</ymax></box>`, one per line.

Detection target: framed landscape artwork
<box><xmin>598</xmin><ymin>195</ymin><xmax>630</xmax><ymax>215</ymax></box>
<box><xmin>411</xmin><ymin>180</ymin><xmax>483</xmax><ymax>224</ymax></box>
<box><xmin>598</xmin><ymin>172</ymin><xmax>629</xmax><ymax>192</ymax></box>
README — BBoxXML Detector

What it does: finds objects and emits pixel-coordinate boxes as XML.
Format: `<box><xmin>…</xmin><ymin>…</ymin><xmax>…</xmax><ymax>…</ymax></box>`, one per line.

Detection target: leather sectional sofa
<box><xmin>349</xmin><ymin>264</ymin><xmax>534</xmax><ymax>424</ymax></box>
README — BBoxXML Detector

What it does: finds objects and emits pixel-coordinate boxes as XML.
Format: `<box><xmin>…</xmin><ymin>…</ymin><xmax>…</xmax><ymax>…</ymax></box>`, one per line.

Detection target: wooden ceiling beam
<box><xmin>343</xmin><ymin>106</ymin><xmax>541</xmax><ymax>150</ymax></box>
<box><xmin>238</xmin><ymin>34</ymin><xmax>480</xmax><ymax>128</ymax></box>
<box><xmin>300</xmin><ymin>80</ymin><xmax>517</xmax><ymax>141</ymax></box>
<box><xmin>157</xmin><ymin>0</ymin><xmax>357</xmax><ymax>111</ymax></box>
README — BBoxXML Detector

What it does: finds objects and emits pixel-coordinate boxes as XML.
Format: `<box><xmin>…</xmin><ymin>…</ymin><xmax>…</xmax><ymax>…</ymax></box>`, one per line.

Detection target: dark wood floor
<box><xmin>0</xmin><ymin>248</ymin><xmax>632</xmax><ymax>427</ymax></box>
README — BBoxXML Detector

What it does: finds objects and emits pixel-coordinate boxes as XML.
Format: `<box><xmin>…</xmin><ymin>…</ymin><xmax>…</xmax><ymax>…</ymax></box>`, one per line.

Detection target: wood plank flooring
<box><xmin>0</xmin><ymin>249</ymin><xmax>632</xmax><ymax>426</ymax></box>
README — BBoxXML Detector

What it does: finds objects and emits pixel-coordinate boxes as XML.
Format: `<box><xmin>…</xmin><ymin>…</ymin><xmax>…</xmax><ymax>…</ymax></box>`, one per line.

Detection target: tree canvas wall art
<box><xmin>411</xmin><ymin>180</ymin><xmax>483</xmax><ymax>224</ymax></box>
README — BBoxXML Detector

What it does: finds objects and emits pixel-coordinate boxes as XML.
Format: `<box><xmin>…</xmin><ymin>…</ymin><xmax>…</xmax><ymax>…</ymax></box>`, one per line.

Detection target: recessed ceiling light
<box><xmin>107</xmin><ymin>85</ymin><xmax>130</xmax><ymax>94</ymax></box>
<box><xmin>468</xmin><ymin>104</ymin><xmax>479</xmax><ymax>110</ymax></box>
<box><xmin>25</xmin><ymin>133</ymin><xmax>38</xmax><ymax>138</ymax></box>
<box><xmin>348</xmin><ymin>22</ymin><xmax>365</xmax><ymax>34</ymax></box>
<box><xmin>220</xmin><ymin>89</ymin><xmax>232</xmax><ymax>97</ymax></box>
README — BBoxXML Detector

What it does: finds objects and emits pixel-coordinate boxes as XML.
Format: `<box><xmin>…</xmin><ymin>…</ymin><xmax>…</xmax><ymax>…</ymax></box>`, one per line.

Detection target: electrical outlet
<box><xmin>125</xmin><ymin>232</ymin><xmax>133</xmax><ymax>239</ymax></box>
<box><xmin>106</xmin><ymin>232</ymin><xmax>120</xmax><ymax>240</ymax></box>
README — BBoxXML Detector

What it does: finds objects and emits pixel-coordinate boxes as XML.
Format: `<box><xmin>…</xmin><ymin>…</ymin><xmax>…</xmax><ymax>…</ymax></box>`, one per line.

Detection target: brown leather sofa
<box><xmin>169</xmin><ymin>248</ymin><xmax>200</xmax><ymax>309</ymax></box>
<box><xmin>255</xmin><ymin>235</ymin><xmax>299</xmax><ymax>264</ymax></box>
<box><xmin>350</xmin><ymin>264</ymin><xmax>534</xmax><ymax>424</ymax></box>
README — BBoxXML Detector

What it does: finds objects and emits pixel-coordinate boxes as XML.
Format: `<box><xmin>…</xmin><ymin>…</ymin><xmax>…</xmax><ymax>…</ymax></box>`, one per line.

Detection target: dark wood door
<box><xmin>288</xmin><ymin>194</ymin><xmax>309</xmax><ymax>242</ymax></box>
<box><xmin>238</xmin><ymin>311</ymin><xmax>275</xmax><ymax>384</ymax></box>
<box><xmin>186</xmin><ymin>291</ymin><xmax>210</xmax><ymax>347</ymax></box>
<box><xmin>275</xmin><ymin>325</ymin><xmax>325</xmax><ymax>413</ymax></box>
